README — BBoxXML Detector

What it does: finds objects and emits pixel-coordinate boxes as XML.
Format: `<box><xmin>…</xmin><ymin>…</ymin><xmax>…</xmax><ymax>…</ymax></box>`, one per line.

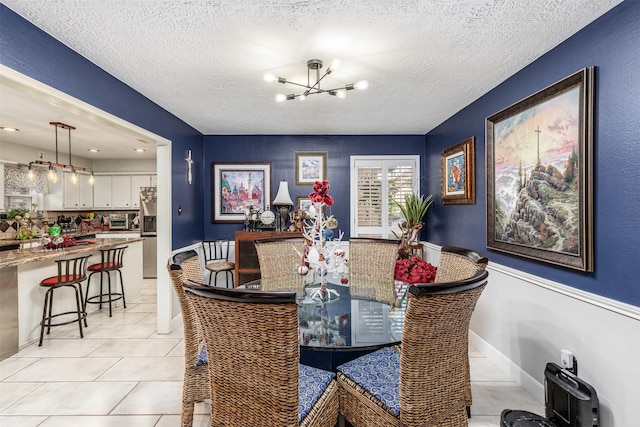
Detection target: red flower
<box><xmin>394</xmin><ymin>256</ymin><xmax>437</xmax><ymax>284</ymax></box>
<box><xmin>309</xmin><ymin>180</ymin><xmax>334</xmax><ymax>206</ymax></box>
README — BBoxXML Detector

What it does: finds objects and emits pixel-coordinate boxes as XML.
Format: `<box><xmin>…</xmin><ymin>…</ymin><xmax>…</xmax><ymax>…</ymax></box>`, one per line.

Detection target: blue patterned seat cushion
<box><xmin>299</xmin><ymin>363</ymin><xmax>335</xmax><ymax>422</ymax></box>
<box><xmin>337</xmin><ymin>347</ymin><xmax>400</xmax><ymax>416</ymax></box>
<box><xmin>196</xmin><ymin>345</ymin><xmax>207</xmax><ymax>366</ymax></box>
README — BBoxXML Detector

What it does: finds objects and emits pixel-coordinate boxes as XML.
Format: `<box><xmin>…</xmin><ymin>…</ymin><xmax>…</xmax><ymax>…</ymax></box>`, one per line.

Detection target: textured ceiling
<box><xmin>1</xmin><ymin>0</ymin><xmax>622</xmax><ymax>139</ymax></box>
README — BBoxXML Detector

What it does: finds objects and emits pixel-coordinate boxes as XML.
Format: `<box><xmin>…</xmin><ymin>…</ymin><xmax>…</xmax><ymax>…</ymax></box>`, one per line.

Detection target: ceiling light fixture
<box><xmin>27</xmin><ymin>122</ymin><xmax>94</xmax><ymax>185</ymax></box>
<box><xmin>264</xmin><ymin>58</ymin><xmax>369</xmax><ymax>103</ymax></box>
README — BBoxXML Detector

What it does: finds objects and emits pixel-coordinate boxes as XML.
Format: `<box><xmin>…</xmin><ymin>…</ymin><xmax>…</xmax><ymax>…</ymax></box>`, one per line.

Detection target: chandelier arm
<box><xmin>324</xmin><ymin>85</ymin><xmax>353</xmax><ymax>92</ymax></box>
<box><xmin>281</xmin><ymin>80</ymin><xmax>314</xmax><ymax>90</ymax></box>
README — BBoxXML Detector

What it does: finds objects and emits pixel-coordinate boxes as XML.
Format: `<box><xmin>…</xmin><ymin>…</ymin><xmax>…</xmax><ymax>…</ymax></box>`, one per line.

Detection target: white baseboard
<box><xmin>469</xmin><ymin>330</ymin><xmax>544</xmax><ymax>402</ymax></box>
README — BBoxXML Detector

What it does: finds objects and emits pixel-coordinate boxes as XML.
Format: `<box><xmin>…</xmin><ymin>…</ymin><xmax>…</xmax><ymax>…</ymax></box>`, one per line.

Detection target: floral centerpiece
<box><xmin>394</xmin><ymin>255</ymin><xmax>437</xmax><ymax>284</ymax></box>
<box><xmin>297</xmin><ymin>180</ymin><xmax>346</xmax><ymax>301</ymax></box>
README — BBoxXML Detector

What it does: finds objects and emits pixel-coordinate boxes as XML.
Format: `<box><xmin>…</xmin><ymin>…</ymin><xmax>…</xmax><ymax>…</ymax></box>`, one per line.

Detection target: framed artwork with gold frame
<box><xmin>441</xmin><ymin>137</ymin><xmax>475</xmax><ymax>205</ymax></box>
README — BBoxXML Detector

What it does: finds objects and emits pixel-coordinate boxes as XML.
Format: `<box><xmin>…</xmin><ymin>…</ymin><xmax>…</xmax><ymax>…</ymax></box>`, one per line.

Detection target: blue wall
<box><xmin>0</xmin><ymin>4</ymin><xmax>205</xmax><ymax>249</ymax></box>
<box><xmin>424</xmin><ymin>1</ymin><xmax>640</xmax><ymax>306</ymax></box>
<box><xmin>203</xmin><ymin>135</ymin><xmax>426</xmax><ymax>240</ymax></box>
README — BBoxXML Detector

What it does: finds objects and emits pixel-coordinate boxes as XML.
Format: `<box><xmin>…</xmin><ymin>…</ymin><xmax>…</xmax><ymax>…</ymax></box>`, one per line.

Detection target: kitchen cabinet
<box><xmin>63</xmin><ymin>172</ymin><xmax>93</xmax><ymax>209</ymax></box>
<box><xmin>111</xmin><ymin>175</ymin><xmax>132</xmax><ymax>208</ymax></box>
<box><xmin>130</xmin><ymin>175</ymin><xmax>153</xmax><ymax>208</ymax></box>
<box><xmin>81</xmin><ymin>174</ymin><xmax>156</xmax><ymax>210</ymax></box>
<box><xmin>43</xmin><ymin>173</ymin><xmax>63</xmax><ymax>211</ymax></box>
<box><xmin>234</xmin><ymin>231</ymin><xmax>300</xmax><ymax>286</ymax></box>
<box><xmin>93</xmin><ymin>175</ymin><xmax>113</xmax><ymax>208</ymax></box>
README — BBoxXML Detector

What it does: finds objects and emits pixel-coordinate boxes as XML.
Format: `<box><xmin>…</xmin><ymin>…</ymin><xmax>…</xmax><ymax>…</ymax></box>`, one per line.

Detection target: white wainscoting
<box><xmin>423</xmin><ymin>242</ymin><xmax>640</xmax><ymax>427</ymax></box>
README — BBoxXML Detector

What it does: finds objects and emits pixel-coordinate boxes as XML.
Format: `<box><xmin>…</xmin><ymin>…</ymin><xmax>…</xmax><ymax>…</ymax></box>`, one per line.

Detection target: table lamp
<box><xmin>273</xmin><ymin>180</ymin><xmax>293</xmax><ymax>232</ymax></box>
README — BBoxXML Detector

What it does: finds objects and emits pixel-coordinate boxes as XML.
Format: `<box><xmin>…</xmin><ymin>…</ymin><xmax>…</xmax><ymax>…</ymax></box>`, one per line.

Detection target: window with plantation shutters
<box><xmin>350</xmin><ymin>155</ymin><xmax>420</xmax><ymax>238</ymax></box>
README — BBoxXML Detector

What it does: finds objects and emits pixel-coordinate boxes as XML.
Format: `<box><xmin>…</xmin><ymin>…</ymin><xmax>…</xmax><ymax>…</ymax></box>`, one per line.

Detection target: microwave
<box><xmin>109</xmin><ymin>214</ymin><xmax>129</xmax><ymax>230</ymax></box>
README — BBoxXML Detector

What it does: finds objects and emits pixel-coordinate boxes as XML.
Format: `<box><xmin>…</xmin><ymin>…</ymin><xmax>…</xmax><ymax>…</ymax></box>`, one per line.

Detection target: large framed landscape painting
<box><xmin>212</xmin><ymin>163</ymin><xmax>271</xmax><ymax>223</ymax></box>
<box><xmin>486</xmin><ymin>67</ymin><xmax>594</xmax><ymax>271</ymax></box>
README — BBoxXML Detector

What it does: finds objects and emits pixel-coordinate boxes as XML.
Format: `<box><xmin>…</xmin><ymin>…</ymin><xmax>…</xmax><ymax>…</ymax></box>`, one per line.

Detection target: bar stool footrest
<box><xmin>41</xmin><ymin>310</ymin><xmax>87</xmax><ymax>328</ymax></box>
<box><xmin>86</xmin><ymin>293</ymin><xmax>124</xmax><ymax>304</ymax></box>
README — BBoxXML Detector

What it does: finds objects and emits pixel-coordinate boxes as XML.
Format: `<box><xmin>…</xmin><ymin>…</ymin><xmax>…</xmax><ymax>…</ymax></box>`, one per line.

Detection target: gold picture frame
<box><xmin>441</xmin><ymin>137</ymin><xmax>475</xmax><ymax>205</ymax></box>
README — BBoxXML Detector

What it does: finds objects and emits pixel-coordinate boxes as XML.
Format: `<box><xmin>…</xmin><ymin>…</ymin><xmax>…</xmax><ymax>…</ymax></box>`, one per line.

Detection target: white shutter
<box><xmin>350</xmin><ymin>156</ymin><xmax>420</xmax><ymax>238</ymax></box>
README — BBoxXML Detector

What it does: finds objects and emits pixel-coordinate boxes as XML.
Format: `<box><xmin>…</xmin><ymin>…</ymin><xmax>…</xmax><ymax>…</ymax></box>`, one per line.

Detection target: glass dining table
<box><xmin>242</xmin><ymin>274</ymin><xmax>409</xmax><ymax>371</ymax></box>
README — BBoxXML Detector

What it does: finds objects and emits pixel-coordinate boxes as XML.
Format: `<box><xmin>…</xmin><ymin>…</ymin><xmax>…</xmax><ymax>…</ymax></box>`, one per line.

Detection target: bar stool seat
<box><xmin>39</xmin><ymin>254</ymin><xmax>91</xmax><ymax>346</ymax></box>
<box><xmin>84</xmin><ymin>246</ymin><xmax>128</xmax><ymax>317</ymax></box>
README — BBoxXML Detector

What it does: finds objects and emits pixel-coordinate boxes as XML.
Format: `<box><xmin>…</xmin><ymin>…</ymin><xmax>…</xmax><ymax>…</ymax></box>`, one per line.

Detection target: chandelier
<box><xmin>263</xmin><ymin>58</ymin><xmax>369</xmax><ymax>102</ymax></box>
<box><xmin>27</xmin><ymin>121</ymin><xmax>94</xmax><ymax>185</ymax></box>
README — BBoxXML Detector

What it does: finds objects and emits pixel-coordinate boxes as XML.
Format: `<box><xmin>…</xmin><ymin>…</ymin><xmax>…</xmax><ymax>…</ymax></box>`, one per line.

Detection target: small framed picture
<box><xmin>296</xmin><ymin>196</ymin><xmax>322</xmax><ymax>219</ymax></box>
<box><xmin>441</xmin><ymin>137</ymin><xmax>475</xmax><ymax>205</ymax></box>
<box><xmin>295</xmin><ymin>151</ymin><xmax>327</xmax><ymax>185</ymax></box>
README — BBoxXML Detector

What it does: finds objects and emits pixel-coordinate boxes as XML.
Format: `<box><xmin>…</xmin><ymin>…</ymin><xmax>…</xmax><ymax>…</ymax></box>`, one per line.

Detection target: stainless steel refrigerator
<box><xmin>140</xmin><ymin>187</ymin><xmax>157</xmax><ymax>278</ymax></box>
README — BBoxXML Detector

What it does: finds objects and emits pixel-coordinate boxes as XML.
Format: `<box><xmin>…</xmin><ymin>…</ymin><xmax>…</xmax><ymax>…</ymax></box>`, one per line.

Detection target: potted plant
<box><xmin>392</xmin><ymin>193</ymin><xmax>433</xmax><ymax>258</ymax></box>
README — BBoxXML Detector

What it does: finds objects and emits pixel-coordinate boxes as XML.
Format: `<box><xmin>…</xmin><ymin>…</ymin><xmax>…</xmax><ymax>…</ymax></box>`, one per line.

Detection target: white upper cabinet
<box><xmin>93</xmin><ymin>175</ymin><xmax>112</xmax><ymax>208</ymax></box>
<box><xmin>63</xmin><ymin>173</ymin><xmax>93</xmax><ymax>209</ymax></box>
<box><xmin>111</xmin><ymin>175</ymin><xmax>132</xmax><ymax>208</ymax></box>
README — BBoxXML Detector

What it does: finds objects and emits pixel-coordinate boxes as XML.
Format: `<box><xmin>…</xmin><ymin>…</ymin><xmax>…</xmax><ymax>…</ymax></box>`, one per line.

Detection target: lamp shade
<box><xmin>273</xmin><ymin>180</ymin><xmax>293</xmax><ymax>205</ymax></box>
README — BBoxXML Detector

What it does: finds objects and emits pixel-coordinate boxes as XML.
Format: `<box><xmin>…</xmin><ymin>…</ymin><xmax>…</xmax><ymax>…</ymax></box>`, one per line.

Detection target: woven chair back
<box><xmin>348</xmin><ymin>238</ymin><xmax>399</xmax><ymax>281</ymax></box>
<box><xmin>434</xmin><ymin>245</ymin><xmax>488</xmax><ymax>283</ymax></box>
<box><xmin>168</xmin><ymin>250</ymin><xmax>205</xmax><ymax>366</ymax></box>
<box><xmin>255</xmin><ymin>238</ymin><xmax>304</xmax><ymax>291</ymax></box>
<box><xmin>400</xmin><ymin>271</ymin><xmax>488</xmax><ymax>426</ymax></box>
<box><xmin>184</xmin><ymin>284</ymin><xmax>300</xmax><ymax>427</ymax></box>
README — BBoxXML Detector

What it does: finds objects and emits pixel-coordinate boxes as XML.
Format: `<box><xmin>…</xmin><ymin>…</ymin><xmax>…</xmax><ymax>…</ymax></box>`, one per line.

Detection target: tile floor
<box><xmin>0</xmin><ymin>279</ymin><xmax>543</xmax><ymax>426</ymax></box>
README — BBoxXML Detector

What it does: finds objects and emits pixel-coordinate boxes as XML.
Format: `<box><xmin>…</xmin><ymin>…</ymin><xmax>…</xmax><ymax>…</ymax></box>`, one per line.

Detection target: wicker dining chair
<box><xmin>255</xmin><ymin>238</ymin><xmax>305</xmax><ymax>292</ymax></box>
<box><xmin>183</xmin><ymin>282</ymin><xmax>339</xmax><ymax>427</ymax></box>
<box><xmin>435</xmin><ymin>245</ymin><xmax>489</xmax><ymax>415</ymax></box>
<box><xmin>336</xmin><ymin>269</ymin><xmax>489</xmax><ymax>427</ymax></box>
<box><xmin>167</xmin><ymin>250</ymin><xmax>210</xmax><ymax>427</ymax></box>
<box><xmin>348</xmin><ymin>237</ymin><xmax>400</xmax><ymax>281</ymax></box>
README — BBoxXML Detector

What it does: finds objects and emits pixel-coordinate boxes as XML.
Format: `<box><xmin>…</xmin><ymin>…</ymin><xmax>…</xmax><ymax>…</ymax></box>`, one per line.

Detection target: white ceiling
<box><xmin>0</xmin><ymin>0</ymin><xmax>621</xmax><ymax>158</ymax></box>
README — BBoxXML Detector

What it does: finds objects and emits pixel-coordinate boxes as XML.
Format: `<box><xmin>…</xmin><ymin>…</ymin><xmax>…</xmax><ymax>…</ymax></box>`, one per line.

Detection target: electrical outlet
<box><xmin>37</xmin><ymin>150</ymin><xmax>45</xmax><ymax>160</ymax></box>
<box><xmin>561</xmin><ymin>349</ymin><xmax>574</xmax><ymax>370</ymax></box>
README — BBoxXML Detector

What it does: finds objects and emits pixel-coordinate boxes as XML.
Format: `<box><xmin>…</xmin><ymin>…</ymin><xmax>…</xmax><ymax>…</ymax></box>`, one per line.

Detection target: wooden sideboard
<box><xmin>234</xmin><ymin>230</ymin><xmax>300</xmax><ymax>286</ymax></box>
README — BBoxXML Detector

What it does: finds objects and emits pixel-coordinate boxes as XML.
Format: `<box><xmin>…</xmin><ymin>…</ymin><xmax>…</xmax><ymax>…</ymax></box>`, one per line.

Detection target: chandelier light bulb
<box><xmin>275</xmin><ymin>94</ymin><xmax>286</xmax><ymax>103</ymax></box>
<box><xmin>298</xmin><ymin>94</ymin><xmax>306</xmax><ymax>101</ymax></box>
<box><xmin>336</xmin><ymin>90</ymin><xmax>347</xmax><ymax>99</ymax></box>
<box><xmin>27</xmin><ymin>167</ymin><xmax>35</xmax><ymax>181</ymax></box>
<box><xmin>47</xmin><ymin>164</ymin><xmax>57</xmax><ymax>182</ymax></box>
<box><xmin>263</xmin><ymin>73</ymin><xmax>276</xmax><ymax>83</ymax></box>
<box><xmin>70</xmin><ymin>169</ymin><xmax>78</xmax><ymax>184</ymax></box>
<box><xmin>88</xmin><ymin>173</ymin><xmax>95</xmax><ymax>185</ymax></box>
<box><xmin>354</xmin><ymin>80</ymin><xmax>369</xmax><ymax>90</ymax></box>
<box><xmin>330</xmin><ymin>58</ymin><xmax>341</xmax><ymax>71</ymax></box>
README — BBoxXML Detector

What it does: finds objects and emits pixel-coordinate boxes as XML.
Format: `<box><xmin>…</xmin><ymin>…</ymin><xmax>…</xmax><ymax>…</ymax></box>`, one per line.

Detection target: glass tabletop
<box><xmin>243</xmin><ymin>275</ymin><xmax>409</xmax><ymax>350</ymax></box>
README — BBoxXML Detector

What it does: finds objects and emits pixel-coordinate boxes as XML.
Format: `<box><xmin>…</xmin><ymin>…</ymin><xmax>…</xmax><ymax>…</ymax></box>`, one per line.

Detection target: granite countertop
<box><xmin>0</xmin><ymin>236</ymin><xmax>145</xmax><ymax>269</ymax></box>
<box><xmin>0</xmin><ymin>230</ymin><xmax>140</xmax><ymax>248</ymax></box>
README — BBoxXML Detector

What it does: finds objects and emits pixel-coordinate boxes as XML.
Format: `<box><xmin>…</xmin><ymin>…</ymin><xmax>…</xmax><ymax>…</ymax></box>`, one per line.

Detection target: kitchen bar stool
<box><xmin>84</xmin><ymin>246</ymin><xmax>128</xmax><ymax>317</ymax></box>
<box><xmin>39</xmin><ymin>254</ymin><xmax>92</xmax><ymax>346</ymax></box>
